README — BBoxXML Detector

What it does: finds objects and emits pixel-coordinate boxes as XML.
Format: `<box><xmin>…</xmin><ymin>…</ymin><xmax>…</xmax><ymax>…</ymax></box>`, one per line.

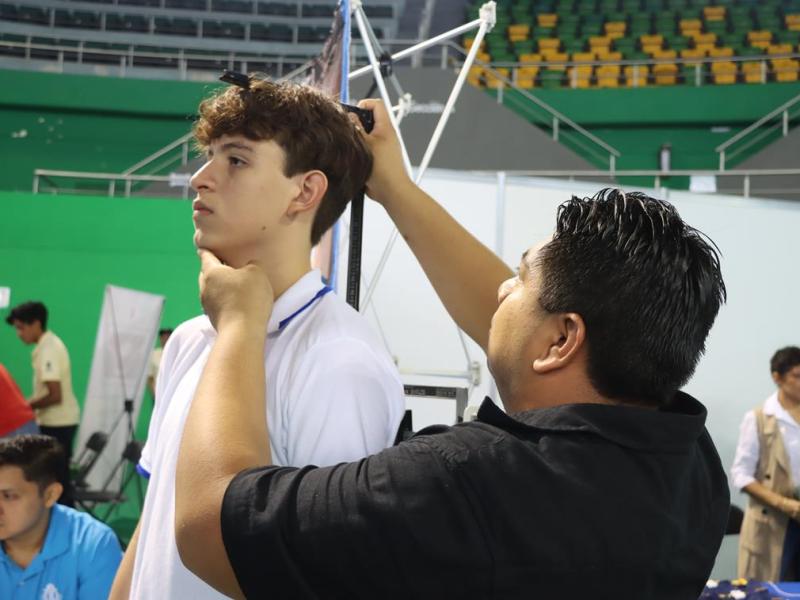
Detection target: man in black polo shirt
<box><xmin>173</xmin><ymin>101</ymin><xmax>730</xmax><ymax>600</ymax></box>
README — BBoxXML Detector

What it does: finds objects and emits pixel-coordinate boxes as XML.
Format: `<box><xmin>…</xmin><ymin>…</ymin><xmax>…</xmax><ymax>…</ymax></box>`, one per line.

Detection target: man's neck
<box><xmin>3</xmin><ymin>508</ymin><xmax>51</xmax><ymax>570</ymax></box>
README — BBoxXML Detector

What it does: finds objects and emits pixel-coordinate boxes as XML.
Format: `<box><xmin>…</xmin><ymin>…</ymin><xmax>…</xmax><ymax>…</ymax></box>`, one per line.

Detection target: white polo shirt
<box><xmin>31</xmin><ymin>331</ymin><xmax>80</xmax><ymax>427</ymax></box>
<box><xmin>131</xmin><ymin>270</ymin><xmax>404</xmax><ymax>599</ymax></box>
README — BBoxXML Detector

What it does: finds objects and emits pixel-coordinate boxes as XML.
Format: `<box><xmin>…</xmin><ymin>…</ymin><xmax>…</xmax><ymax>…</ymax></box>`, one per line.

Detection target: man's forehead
<box><xmin>212</xmin><ymin>134</ymin><xmax>281</xmax><ymax>154</ymax></box>
<box><xmin>0</xmin><ymin>465</ymin><xmax>28</xmax><ymax>486</ymax></box>
<box><xmin>521</xmin><ymin>241</ymin><xmax>548</xmax><ymax>267</ymax></box>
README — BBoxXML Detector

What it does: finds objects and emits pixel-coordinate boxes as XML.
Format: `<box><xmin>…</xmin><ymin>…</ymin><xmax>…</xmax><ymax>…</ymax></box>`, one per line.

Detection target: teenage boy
<box><xmin>110</xmin><ymin>79</ymin><xmax>404</xmax><ymax>599</ymax></box>
<box><xmin>0</xmin><ymin>435</ymin><xmax>121</xmax><ymax>599</ymax></box>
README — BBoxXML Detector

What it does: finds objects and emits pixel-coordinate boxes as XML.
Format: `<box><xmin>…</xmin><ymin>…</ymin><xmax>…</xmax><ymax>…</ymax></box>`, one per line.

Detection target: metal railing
<box><xmin>716</xmin><ymin>92</ymin><xmax>800</xmax><ymax>170</ymax></box>
<box><xmin>33</xmin><ymin>169</ymin><xmax>191</xmax><ymax>199</ymax></box>
<box><xmin>492</xmin><ymin>167</ymin><xmax>800</xmax><ymax>199</ymax></box>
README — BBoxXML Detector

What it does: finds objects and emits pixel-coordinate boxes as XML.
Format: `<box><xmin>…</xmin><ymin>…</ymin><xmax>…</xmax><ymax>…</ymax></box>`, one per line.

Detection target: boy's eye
<box><xmin>229</xmin><ymin>156</ymin><xmax>246</xmax><ymax>167</ymax></box>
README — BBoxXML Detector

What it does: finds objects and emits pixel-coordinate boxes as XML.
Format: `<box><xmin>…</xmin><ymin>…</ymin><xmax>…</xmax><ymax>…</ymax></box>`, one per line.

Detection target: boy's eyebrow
<box><xmin>219</xmin><ymin>141</ymin><xmax>255</xmax><ymax>153</ymax></box>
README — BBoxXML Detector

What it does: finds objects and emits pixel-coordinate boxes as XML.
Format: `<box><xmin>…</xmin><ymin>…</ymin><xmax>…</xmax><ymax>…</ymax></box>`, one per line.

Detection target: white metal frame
<box><xmin>346</xmin><ymin>1</ymin><xmax>497</xmax><ymax>395</ymax></box>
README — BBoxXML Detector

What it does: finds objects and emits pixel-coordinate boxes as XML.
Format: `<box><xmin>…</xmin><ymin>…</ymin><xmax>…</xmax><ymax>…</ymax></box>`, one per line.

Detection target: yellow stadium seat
<box><xmin>772</xmin><ymin>59</ymin><xmax>799</xmax><ymax>82</ymax></box>
<box><xmin>544</xmin><ymin>52</ymin><xmax>569</xmax><ymax>70</ymax></box>
<box><xmin>589</xmin><ymin>35</ymin><xmax>612</xmax><ymax>48</ymax></box>
<box><xmin>517</xmin><ymin>66</ymin><xmax>540</xmax><ymax>78</ymax></box>
<box><xmin>742</xmin><ymin>61</ymin><xmax>766</xmax><ymax>83</ymax></box>
<box><xmin>768</xmin><ymin>44</ymin><xmax>794</xmax><ymax>55</ymax></box>
<box><xmin>643</xmin><ymin>43</ymin><xmax>663</xmax><ymax>54</ymax></box>
<box><xmin>748</xmin><ymin>30</ymin><xmax>773</xmax><ymax>43</ymax></box>
<box><xmin>572</xmin><ymin>52</ymin><xmax>596</xmax><ymax>62</ymax></box>
<box><xmin>596</xmin><ymin>50</ymin><xmax>623</xmax><ymax>61</ymax></box>
<box><xmin>708</xmin><ymin>47</ymin><xmax>734</xmax><ymax>58</ymax></box>
<box><xmin>710</xmin><ymin>62</ymin><xmax>737</xmax><ymax>84</ymax></box>
<box><xmin>477</xmin><ymin>51</ymin><xmax>491</xmax><ymax>62</ymax></box>
<box><xmin>680</xmin><ymin>19</ymin><xmax>703</xmax><ymax>33</ymax></box>
<box><xmin>596</xmin><ymin>64</ymin><xmax>621</xmax><ymax>87</ymax></box>
<box><xmin>508</xmin><ymin>24</ymin><xmax>530</xmax><ymax>37</ymax></box>
<box><xmin>681</xmin><ymin>48</ymin><xmax>707</xmax><ymax>59</ymax></box>
<box><xmin>653</xmin><ymin>63</ymin><xmax>678</xmax><ymax>85</ymax></box>
<box><xmin>786</xmin><ymin>14</ymin><xmax>800</xmax><ymax>25</ymax></box>
<box><xmin>605</xmin><ymin>21</ymin><xmax>626</xmax><ymax>35</ymax></box>
<box><xmin>517</xmin><ymin>78</ymin><xmax>536</xmax><ymax>89</ymax></box>
<box><xmin>485</xmin><ymin>68</ymin><xmax>510</xmax><ymax>89</ymax></box>
<box><xmin>751</xmin><ymin>40</ymin><xmax>772</xmax><ymax>50</ymax></box>
<box><xmin>624</xmin><ymin>65</ymin><xmax>649</xmax><ymax>87</ymax></box>
<box><xmin>538</xmin><ymin>38</ymin><xmax>561</xmax><ymax>51</ymax></box>
<box><xmin>519</xmin><ymin>53</ymin><xmax>543</xmax><ymax>64</ymax></box>
<box><xmin>703</xmin><ymin>6</ymin><xmax>726</xmax><ymax>21</ymax></box>
<box><xmin>695</xmin><ymin>42</ymin><xmax>716</xmax><ymax>53</ymax></box>
<box><xmin>652</xmin><ymin>49</ymin><xmax>678</xmax><ymax>59</ymax></box>
<box><xmin>692</xmin><ymin>32</ymin><xmax>717</xmax><ymax>44</ymax></box>
<box><xmin>567</xmin><ymin>66</ymin><xmax>593</xmax><ymax>88</ymax></box>
<box><xmin>640</xmin><ymin>34</ymin><xmax>663</xmax><ymax>46</ymax></box>
<box><xmin>537</xmin><ymin>13</ymin><xmax>558</xmax><ymax>27</ymax></box>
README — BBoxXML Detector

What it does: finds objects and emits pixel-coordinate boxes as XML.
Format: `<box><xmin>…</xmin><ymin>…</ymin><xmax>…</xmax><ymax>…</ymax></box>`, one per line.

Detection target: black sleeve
<box><xmin>220</xmin><ymin>435</ymin><xmax>493</xmax><ymax>600</ymax></box>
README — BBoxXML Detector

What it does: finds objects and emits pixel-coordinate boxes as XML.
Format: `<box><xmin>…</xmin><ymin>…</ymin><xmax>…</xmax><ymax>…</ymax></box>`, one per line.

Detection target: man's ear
<box><xmin>287</xmin><ymin>171</ymin><xmax>328</xmax><ymax>217</ymax></box>
<box><xmin>42</xmin><ymin>481</ymin><xmax>63</xmax><ymax>508</ymax></box>
<box><xmin>773</xmin><ymin>371</ymin><xmax>783</xmax><ymax>386</ymax></box>
<box><xmin>532</xmin><ymin>312</ymin><xmax>586</xmax><ymax>374</ymax></box>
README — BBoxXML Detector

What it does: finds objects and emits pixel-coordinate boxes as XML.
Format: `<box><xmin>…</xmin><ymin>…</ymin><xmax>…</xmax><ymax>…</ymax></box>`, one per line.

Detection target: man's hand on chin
<box><xmin>198</xmin><ymin>249</ymin><xmax>274</xmax><ymax>334</ymax></box>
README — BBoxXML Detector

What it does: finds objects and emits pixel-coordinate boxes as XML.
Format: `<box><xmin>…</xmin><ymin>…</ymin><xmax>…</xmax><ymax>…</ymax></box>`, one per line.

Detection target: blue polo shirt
<box><xmin>0</xmin><ymin>505</ymin><xmax>122</xmax><ymax>600</ymax></box>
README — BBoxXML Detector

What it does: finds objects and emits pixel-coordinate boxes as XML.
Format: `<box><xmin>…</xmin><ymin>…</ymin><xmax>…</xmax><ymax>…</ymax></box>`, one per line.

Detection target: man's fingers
<box><xmin>198</xmin><ymin>248</ymin><xmax>222</xmax><ymax>275</ymax></box>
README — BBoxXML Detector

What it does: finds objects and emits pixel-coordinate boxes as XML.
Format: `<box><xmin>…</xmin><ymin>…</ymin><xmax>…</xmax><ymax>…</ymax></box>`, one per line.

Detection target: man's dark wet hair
<box><xmin>770</xmin><ymin>347</ymin><xmax>800</xmax><ymax>377</ymax></box>
<box><xmin>536</xmin><ymin>188</ymin><xmax>726</xmax><ymax>407</ymax></box>
<box><xmin>5</xmin><ymin>301</ymin><xmax>48</xmax><ymax>330</ymax></box>
<box><xmin>0</xmin><ymin>435</ymin><xmax>63</xmax><ymax>493</ymax></box>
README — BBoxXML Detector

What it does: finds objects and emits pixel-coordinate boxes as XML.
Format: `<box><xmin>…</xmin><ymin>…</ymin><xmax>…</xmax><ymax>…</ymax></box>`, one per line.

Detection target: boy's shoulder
<box><xmin>51</xmin><ymin>505</ymin><xmax>119</xmax><ymax>549</ymax></box>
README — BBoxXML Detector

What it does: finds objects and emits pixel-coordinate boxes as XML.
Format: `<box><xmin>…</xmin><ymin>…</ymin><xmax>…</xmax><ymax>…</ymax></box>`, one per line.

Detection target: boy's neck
<box><xmin>225</xmin><ymin>240</ymin><xmax>313</xmax><ymax>300</ymax></box>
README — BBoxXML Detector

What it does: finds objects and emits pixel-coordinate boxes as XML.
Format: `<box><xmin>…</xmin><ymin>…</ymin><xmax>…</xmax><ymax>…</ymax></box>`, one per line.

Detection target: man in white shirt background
<box><xmin>146</xmin><ymin>328</ymin><xmax>172</xmax><ymax>402</ymax></box>
<box><xmin>109</xmin><ymin>77</ymin><xmax>405</xmax><ymax>599</ymax></box>
<box><xmin>5</xmin><ymin>301</ymin><xmax>81</xmax><ymax>508</ymax></box>
<box><xmin>732</xmin><ymin>346</ymin><xmax>800</xmax><ymax>581</ymax></box>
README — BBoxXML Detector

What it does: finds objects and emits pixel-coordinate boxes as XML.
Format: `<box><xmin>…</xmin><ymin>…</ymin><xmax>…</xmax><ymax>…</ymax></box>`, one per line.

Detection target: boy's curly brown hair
<box><xmin>194</xmin><ymin>78</ymin><xmax>373</xmax><ymax>245</ymax></box>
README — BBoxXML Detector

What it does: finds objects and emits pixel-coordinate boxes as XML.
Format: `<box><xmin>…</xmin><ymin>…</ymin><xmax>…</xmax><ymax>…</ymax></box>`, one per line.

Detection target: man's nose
<box><xmin>190</xmin><ymin>161</ymin><xmax>215</xmax><ymax>193</ymax></box>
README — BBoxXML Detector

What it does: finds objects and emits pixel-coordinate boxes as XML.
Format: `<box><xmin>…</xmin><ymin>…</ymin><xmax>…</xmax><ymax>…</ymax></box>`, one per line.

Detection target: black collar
<box><xmin>477</xmin><ymin>392</ymin><xmax>708</xmax><ymax>453</ymax></box>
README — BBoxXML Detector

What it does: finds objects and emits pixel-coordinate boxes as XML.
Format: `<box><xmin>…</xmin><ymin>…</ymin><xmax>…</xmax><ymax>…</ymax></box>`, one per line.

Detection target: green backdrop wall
<box><xmin>0</xmin><ymin>191</ymin><xmax>200</xmax><ymax>437</ymax></box>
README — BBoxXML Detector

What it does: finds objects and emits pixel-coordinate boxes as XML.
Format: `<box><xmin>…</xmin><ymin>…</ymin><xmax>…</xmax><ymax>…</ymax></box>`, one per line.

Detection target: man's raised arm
<box><xmin>358</xmin><ymin>99</ymin><xmax>513</xmax><ymax>352</ymax></box>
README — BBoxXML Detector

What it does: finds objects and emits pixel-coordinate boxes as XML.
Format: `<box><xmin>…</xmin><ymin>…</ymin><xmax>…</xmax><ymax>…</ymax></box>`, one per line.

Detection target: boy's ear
<box><xmin>287</xmin><ymin>171</ymin><xmax>328</xmax><ymax>217</ymax></box>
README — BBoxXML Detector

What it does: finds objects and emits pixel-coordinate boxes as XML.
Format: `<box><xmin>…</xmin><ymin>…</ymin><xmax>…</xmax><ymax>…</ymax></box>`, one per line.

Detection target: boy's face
<box><xmin>190</xmin><ymin>134</ymin><xmax>303</xmax><ymax>266</ymax></box>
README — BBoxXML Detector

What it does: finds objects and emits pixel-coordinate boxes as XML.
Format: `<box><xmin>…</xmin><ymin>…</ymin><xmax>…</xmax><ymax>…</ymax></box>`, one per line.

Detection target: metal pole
<box><xmin>348</xmin><ymin>19</ymin><xmax>486</xmax><ymax>80</ymax></box>
<box><xmin>360</xmin><ymin>6</ymin><xmax>495</xmax><ymax>313</ymax></box>
<box><xmin>783</xmin><ymin>110</ymin><xmax>789</xmax><ymax>136</ymax></box>
<box><xmin>553</xmin><ymin>117</ymin><xmax>559</xmax><ymax>141</ymax></box>
<box><xmin>744</xmin><ymin>174</ymin><xmax>750</xmax><ymax>198</ymax></box>
<box><xmin>353</xmin><ymin>6</ymin><xmax>413</xmax><ymax>174</ymax></box>
<box><xmin>719</xmin><ymin>151</ymin><xmax>725</xmax><ymax>171</ymax></box>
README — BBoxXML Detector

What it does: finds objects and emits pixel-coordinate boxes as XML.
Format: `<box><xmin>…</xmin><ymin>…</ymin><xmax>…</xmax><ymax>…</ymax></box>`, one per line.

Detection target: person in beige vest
<box><xmin>5</xmin><ymin>301</ymin><xmax>80</xmax><ymax>507</ymax></box>
<box><xmin>732</xmin><ymin>346</ymin><xmax>800</xmax><ymax>581</ymax></box>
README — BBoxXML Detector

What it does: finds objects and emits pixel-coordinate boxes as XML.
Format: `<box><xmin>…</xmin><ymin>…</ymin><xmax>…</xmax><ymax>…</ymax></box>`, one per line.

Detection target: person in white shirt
<box><xmin>6</xmin><ymin>301</ymin><xmax>80</xmax><ymax>508</ymax></box>
<box><xmin>109</xmin><ymin>77</ymin><xmax>405</xmax><ymax>599</ymax></box>
<box><xmin>146</xmin><ymin>328</ymin><xmax>172</xmax><ymax>401</ymax></box>
<box><xmin>732</xmin><ymin>346</ymin><xmax>800</xmax><ymax>581</ymax></box>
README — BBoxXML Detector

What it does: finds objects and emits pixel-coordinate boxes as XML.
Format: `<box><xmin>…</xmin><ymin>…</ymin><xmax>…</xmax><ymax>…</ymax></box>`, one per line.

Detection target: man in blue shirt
<box><xmin>0</xmin><ymin>434</ymin><xmax>121</xmax><ymax>599</ymax></box>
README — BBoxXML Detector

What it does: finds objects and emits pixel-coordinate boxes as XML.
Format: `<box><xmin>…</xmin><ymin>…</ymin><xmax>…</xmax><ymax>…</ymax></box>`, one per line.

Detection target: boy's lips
<box><xmin>192</xmin><ymin>200</ymin><xmax>213</xmax><ymax>215</ymax></box>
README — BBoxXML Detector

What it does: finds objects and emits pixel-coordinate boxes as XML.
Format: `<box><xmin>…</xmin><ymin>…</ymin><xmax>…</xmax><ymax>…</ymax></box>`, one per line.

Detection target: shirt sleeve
<box><xmin>139</xmin><ymin>336</ymin><xmax>179</xmax><ymax>476</ymax></box>
<box><xmin>77</xmin><ymin>526</ymin><xmax>123</xmax><ymax>600</ymax></box>
<box><xmin>731</xmin><ymin>410</ymin><xmax>759</xmax><ymax>491</ymax></box>
<box><xmin>284</xmin><ymin>338</ymin><xmax>403</xmax><ymax>467</ymax></box>
<box><xmin>36</xmin><ymin>342</ymin><xmax>63</xmax><ymax>383</ymax></box>
<box><xmin>220</xmin><ymin>436</ymin><xmax>491</xmax><ymax>599</ymax></box>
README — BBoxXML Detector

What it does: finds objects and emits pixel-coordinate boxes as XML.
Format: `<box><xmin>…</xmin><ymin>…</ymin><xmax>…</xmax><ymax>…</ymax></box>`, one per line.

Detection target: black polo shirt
<box><xmin>221</xmin><ymin>393</ymin><xmax>729</xmax><ymax>599</ymax></box>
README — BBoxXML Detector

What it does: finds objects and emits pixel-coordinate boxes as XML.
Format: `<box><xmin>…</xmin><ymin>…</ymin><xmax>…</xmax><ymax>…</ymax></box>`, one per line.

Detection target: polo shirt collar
<box><xmin>763</xmin><ymin>391</ymin><xmax>799</xmax><ymax>429</ymax></box>
<box><xmin>0</xmin><ymin>505</ymin><xmax>69</xmax><ymax>575</ymax></box>
<box><xmin>478</xmin><ymin>391</ymin><xmax>708</xmax><ymax>453</ymax></box>
<box><xmin>266</xmin><ymin>270</ymin><xmax>326</xmax><ymax>335</ymax></box>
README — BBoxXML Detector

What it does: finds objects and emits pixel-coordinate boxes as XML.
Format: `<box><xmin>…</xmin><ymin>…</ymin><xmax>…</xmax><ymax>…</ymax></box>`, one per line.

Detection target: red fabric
<box><xmin>0</xmin><ymin>364</ymin><xmax>35</xmax><ymax>436</ymax></box>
